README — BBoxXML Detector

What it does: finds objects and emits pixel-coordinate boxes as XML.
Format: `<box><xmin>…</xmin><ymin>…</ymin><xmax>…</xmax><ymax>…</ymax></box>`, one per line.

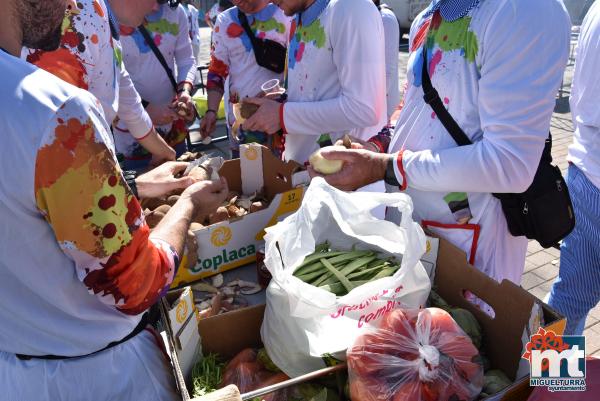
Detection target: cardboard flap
<box><xmin>240</xmin><ymin>144</ymin><xmax>265</xmax><ymax>195</ymax></box>
<box><xmin>197</xmin><ymin>305</ymin><xmax>265</xmax><ymax>359</ymax></box>
<box><xmin>218</xmin><ymin>159</ymin><xmax>242</xmax><ymax>193</ymax></box>
<box><xmin>433</xmin><ymin>239</ymin><xmax>535</xmax><ymax>381</ymax></box>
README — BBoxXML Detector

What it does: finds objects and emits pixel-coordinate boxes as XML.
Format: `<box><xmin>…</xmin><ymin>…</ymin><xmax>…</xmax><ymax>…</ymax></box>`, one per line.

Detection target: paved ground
<box><xmin>194</xmin><ymin>27</ymin><xmax>599</xmax><ymax>354</ymax></box>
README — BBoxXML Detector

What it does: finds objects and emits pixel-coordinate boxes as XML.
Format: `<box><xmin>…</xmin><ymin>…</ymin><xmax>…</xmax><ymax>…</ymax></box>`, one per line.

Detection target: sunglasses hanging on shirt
<box><xmin>157</xmin><ymin>0</ymin><xmax>180</xmax><ymax>8</ymax></box>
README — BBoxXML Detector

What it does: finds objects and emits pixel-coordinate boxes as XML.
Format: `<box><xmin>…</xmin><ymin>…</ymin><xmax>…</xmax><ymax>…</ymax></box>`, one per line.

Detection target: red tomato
<box><xmin>220</xmin><ymin>361</ymin><xmax>262</xmax><ymax>393</ymax></box>
<box><xmin>380</xmin><ymin>309</ymin><xmax>416</xmax><ymax>339</ymax></box>
<box><xmin>391</xmin><ymin>380</ymin><xmax>422</xmax><ymax>401</ymax></box>
<box><xmin>350</xmin><ymin>377</ymin><xmax>390</xmax><ymax>401</ymax></box>
<box><xmin>424</xmin><ymin>308</ymin><xmax>462</xmax><ymax>336</ymax></box>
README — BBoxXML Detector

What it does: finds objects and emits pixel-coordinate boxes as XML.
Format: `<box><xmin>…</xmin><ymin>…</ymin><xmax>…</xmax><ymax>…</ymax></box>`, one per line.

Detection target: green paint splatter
<box><xmin>430</xmin><ymin>17</ymin><xmax>478</xmax><ymax>63</ymax></box>
<box><xmin>252</xmin><ymin>18</ymin><xmax>285</xmax><ymax>34</ymax></box>
<box><xmin>147</xmin><ymin>19</ymin><xmax>179</xmax><ymax>36</ymax></box>
<box><xmin>113</xmin><ymin>46</ymin><xmax>123</xmax><ymax>68</ymax></box>
<box><xmin>296</xmin><ymin>19</ymin><xmax>326</xmax><ymax>49</ymax></box>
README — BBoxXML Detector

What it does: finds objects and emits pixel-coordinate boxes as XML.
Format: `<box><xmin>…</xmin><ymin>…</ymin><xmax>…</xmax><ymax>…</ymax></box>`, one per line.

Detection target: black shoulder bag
<box><xmin>238</xmin><ymin>10</ymin><xmax>286</xmax><ymax>74</ymax></box>
<box><xmin>138</xmin><ymin>24</ymin><xmax>178</xmax><ymax>93</ymax></box>
<box><xmin>420</xmin><ymin>47</ymin><xmax>575</xmax><ymax>248</ymax></box>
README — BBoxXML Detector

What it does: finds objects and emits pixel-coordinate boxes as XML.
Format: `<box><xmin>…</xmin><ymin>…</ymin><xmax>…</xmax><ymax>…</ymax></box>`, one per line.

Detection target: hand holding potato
<box><xmin>308</xmin><ymin>148</ymin><xmax>391</xmax><ymax>191</ymax></box>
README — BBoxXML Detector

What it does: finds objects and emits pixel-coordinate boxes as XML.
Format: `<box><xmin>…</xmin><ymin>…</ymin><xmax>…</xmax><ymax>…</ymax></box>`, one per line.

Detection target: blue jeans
<box><xmin>548</xmin><ymin>164</ymin><xmax>600</xmax><ymax>335</ymax></box>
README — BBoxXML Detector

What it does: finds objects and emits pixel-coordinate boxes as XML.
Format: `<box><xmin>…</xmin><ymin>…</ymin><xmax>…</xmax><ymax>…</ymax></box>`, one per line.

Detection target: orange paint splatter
<box><xmin>91</xmin><ymin>34</ymin><xmax>99</xmax><ymax>44</ymax></box>
<box><xmin>93</xmin><ymin>0</ymin><xmax>105</xmax><ymax>18</ymax></box>
<box><xmin>28</xmin><ymin>48</ymin><xmax>87</xmax><ymax>90</ymax></box>
<box><xmin>208</xmin><ymin>55</ymin><xmax>229</xmax><ymax>78</ymax></box>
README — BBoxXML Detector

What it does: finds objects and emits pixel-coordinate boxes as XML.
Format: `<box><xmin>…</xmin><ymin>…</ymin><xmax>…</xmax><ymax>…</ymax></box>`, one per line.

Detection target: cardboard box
<box><xmin>164</xmin><ymin>288</ymin><xmax>201</xmax><ymax>379</ymax></box>
<box><xmin>164</xmin><ymin>237</ymin><xmax>565</xmax><ymax>401</ymax></box>
<box><xmin>173</xmin><ymin>144</ymin><xmax>307</xmax><ymax>288</ymax></box>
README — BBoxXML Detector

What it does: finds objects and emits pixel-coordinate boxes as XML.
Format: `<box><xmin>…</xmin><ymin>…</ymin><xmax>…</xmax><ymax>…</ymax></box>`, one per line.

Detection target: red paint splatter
<box><xmin>208</xmin><ymin>55</ymin><xmax>229</xmax><ymax>78</ymax></box>
<box><xmin>227</xmin><ymin>23</ymin><xmax>244</xmax><ymax>38</ymax></box>
<box><xmin>431</xmin><ymin>12</ymin><xmax>442</xmax><ymax>29</ymax></box>
<box><xmin>90</xmin><ymin>34</ymin><xmax>99</xmax><ymax>44</ymax></box>
<box><xmin>289</xmin><ymin>20</ymin><xmax>296</xmax><ymax>40</ymax></box>
<box><xmin>257</xmin><ymin>32</ymin><xmax>266</xmax><ymax>39</ymax></box>
<box><xmin>98</xmin><ymin>194</ymin><xmax>116</xmax><ymax>210</ymax></box>
<box><xmin>411</xmin><ymin>19</ymin><xmax>431</xmax><ymax>52</ymax></box>
<box><xmin>57</xmin><ymin>118</ymin><xmax>64</xmax><ymax>124</ymax></box>
<box><xmin>431</xmin><ymin>111</ymin><xmax>436</xmax><ymax>119</ymax></box>
<box><xmin>83</xmin><ymin>212</ymin><xmax>93</xmax><ymax>219</ymax></box>
<box><xmin>93</xmin><ymin>229</ymin><xmax>100</xmax><ymax>236</ymax></box>
<box><xmin>295</xmin><ymin>42</ymin><xmax>305</xmax><ymax>62</ymax></box>
<box><xmin>215</xmin><ymin>26</ymin><xmax>220</xmax><ymax>33</ymax></box>
<box><xmin>108</xmin><ymin>175</ymin><xmax>118</xmax><ymax>187</ymax></box>
<box><xmin>120</xmin><ymin>25</ymin><xmax>135</xmax><ymax>36</ymax></box>
<box><xmin>429</xmin><ymin>49</ymin><xmax>443</xmax><ymax>76</ymax></box>
<box><xmin>102</xmin><ymin>223</ymin><xmax>117</xmax><ymax>238</ymax></box>
<box><xmin>125</xmin><ymin>197</ymin><xmax>141</xmax><ymax>226</ymax></box>
<box><xmin>62</xmin><ymin>31</ymin><xmax>80</xmax><ymax>48</ymax></box>
<box><xmin>154</xmin><ymin>34</ymin><xmax>162</xmax><ymax>46</ymax></box>
<box><xmin>444</xmin><ymin>97</ymin><xmax>450</xmax><ymax>104</ymax></box>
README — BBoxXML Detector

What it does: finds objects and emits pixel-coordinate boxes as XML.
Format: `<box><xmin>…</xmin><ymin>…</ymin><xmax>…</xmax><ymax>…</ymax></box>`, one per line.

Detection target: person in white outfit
<box><xmin>374</xmin><ymin>0</ymin><xmax>401</xmax><ymax>119</ymax></box>
<box><xmin>309</xmin><ymin>0</ymin><xmax>570</xmax><ymax>287</ymax></box>
<box><xmin>241</xmin><ymin>0</ymin><xmax>387</xmax><ymax>164</ymax></box>
<box><xmin>0</xmin><ymin>0</ymin><xmax>228</xmax><ymax>399</ymax></box>
<box><xmin>548</xmin><ymin>0</ymin><xmax>600</xmax><ymax>336</ymax></box>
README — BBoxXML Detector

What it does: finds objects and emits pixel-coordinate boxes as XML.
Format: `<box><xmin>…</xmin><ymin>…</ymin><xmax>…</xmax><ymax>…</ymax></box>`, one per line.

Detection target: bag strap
<box><xmin>421</xmin><ymin>46</ymin><xmax>472</xmax><ymax>146</ymax></box>
<box><xmin>238</xmin><ymin>10</ymin><xmax>260</xmax><ymax>50</ymax></box>
<box><xmin>138</xmin><ymin>25</ymin><xmax>178</xmax><ymax>92</ymax></box>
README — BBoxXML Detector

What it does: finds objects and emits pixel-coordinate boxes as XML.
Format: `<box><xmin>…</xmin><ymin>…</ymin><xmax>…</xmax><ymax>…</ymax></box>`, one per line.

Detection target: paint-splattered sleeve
<box><xmin>206</xmin><ymin>13</ymin><xmax>231</xmax><ymax>92</ymax></box>
<box><xmin>34</xmin><ymin>93</ymin><xmax>178</xmax><ymax>316</ymax></box>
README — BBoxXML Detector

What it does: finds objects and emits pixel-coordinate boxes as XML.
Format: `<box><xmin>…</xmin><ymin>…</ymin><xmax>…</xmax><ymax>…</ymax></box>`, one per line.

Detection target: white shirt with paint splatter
<box><xmin>208</xmin><ymin>4</ymin><xmax>291</xmax><ymax>124</ymax></box>
<box><xmin>387</xmin><ymin>0</ymin><xmax>570</xmax><ymax>284</ymax></box>
<box><xmin>282</xmin><ymin>0</ymin><xmax>387</xmax><ymax>164</ymax></box>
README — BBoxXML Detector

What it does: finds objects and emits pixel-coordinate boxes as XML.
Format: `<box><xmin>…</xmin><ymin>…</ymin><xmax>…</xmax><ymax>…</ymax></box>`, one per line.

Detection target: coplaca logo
<box><xmin>175</xmin><ymin>300</ymin><xmax>188</xmax><ymax>324</ymax></box>
<box><xmin>244</xmin><ymin>147</ymin><xmax>258</xmax><ymax>160</ymax></box>
<box><xmin>211</xmin><ymin>226</ymin><xmax>232</xmax><ymax>247</ymax></box>
<box><xmin>522</xmin><ymin>327</ymin><xmax>586</xmax><ymax>391</ymax></box>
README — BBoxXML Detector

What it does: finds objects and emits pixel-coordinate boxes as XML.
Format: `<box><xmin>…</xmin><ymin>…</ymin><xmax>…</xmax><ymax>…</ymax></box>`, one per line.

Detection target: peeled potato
<box><xmin>250</xmin><ymin>201</ymin><xmax>268</xmax><ymax>213</ymax></box>
<box><xmin>309</xmin><ymin>146</ymin><xmax>344</xmax><ymax>174</ymax></box>
<box><xmin>189</xmin><ymin>222</ymin><xmax>204</xmax><ymax>231</ymax></box>
<box><xmin>208</xmin><ymin>206</ymin><xmax>229</xmax><ymax>225</ymax></box>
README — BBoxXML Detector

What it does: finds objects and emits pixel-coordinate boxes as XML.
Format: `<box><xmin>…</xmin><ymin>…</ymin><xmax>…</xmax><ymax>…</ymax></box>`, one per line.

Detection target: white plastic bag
<box><xmin>260</xmin><ymin>178</ymin><xmax>431</xmax><ymax>377</ymax></box>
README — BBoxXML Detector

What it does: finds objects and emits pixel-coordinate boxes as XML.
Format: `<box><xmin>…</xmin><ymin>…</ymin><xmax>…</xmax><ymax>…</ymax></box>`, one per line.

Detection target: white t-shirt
<box><xmin>22</xmin><ymin>0</ymin><xmax>153</xmax><ymax>139</ymax></box>
<box><xmin>184</xmin><ymin>3</ymin><xmax>201</xmax><ymax>49</ymax></box>
<box><xmin>208</xmin><ymin>4</ymin><xmax>291</xmax><ymax>125</ymax></box>
<box><xmin>388</xmin><ymin>0</ymin><xmax>570</xmax><ymax>283</ymax></box>
<box><xmin>282</xmin><ymin>0</ymin><xmax>387</xmax><ymax>163</ymax></box>
<box><xmin>380</xmin><ymin>4</ymin><xmax>401</xmax><ymax>118</ymax></box>
<box><xmin>0</xmin><ymin>52</ymin><xmax>177</xmax><ymax>357</ymax></box>
<box><xmin>568</xmin><ymin>1</ymin><xmax>600</xmax><ymax>189</ymax></box>
<box><xmin>115</xmin><ymin>3</ymin><xmax>197</xmax><ymax>156</ymax></box>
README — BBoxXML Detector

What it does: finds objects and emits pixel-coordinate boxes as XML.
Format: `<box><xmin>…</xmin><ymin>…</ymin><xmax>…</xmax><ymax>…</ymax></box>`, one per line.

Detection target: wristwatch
<box><xmin>383</xmin><ymin>157</ymin><xmax>400</xmax><ymax>187</ymax></box>
<box><xmin>123</xmin><ymin>170</ymin><xmax>139</xmax><ymax>199</ymax></box>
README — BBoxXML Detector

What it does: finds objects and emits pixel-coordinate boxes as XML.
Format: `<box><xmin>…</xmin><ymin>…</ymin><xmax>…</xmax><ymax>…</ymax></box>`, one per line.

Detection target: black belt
<box><xmin>16</xmin><ymin>313</ymin><xmax>149</xmax><ymax>361</ymax></box>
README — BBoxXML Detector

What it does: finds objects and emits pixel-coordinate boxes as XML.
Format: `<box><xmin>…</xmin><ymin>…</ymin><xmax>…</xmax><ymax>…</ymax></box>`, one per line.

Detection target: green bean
<box><xmin>296</xmin><ymin>268</ymin><xmax>327</xmax><ymax>283</ymax></box>
<box><xmin>339</xmin><ymin>255</ymin><xmax>379</xmax><ymax>276</ymax></box>
<box><xmin>321</xmin><ymin>258</ymin><xmax>354</xmax><ymax>294</ymax></box>
<box><xmin>294</xmin><ymin>251</ymin><xmax>346</xmax><ymax>271</ymax></box>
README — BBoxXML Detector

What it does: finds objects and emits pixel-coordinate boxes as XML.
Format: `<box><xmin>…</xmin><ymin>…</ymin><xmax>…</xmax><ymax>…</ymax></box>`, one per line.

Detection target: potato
<box><xmin>187</xmin><ymin>165</ymin><xmax>210</xmax><ymax>181</ymax></box>
<box><xmin>145</xmin><ymin>210</ymin><xmax>165</xmax><ymax>228</ymax></box>
<box><xmin>309</xmin><ymin>146</ymin><xmax>345</xmax><ymax>175</ymax></box>
<box><xmin>154</xmin><ymin>204</ymin><xmax>171</xmax><ymax>214</ymax></box>
<box><xmin>189</xmin><ymin>222</ymin><xmax>204</xmax><ymax>231</ymax></box>
<box><xmin>208</xmin><ymin>206</ymin><xmax>229</xmax><ymax>225</ymax></box>
<box><xmin>186</xmin><ymin>229</ymin><xmax>198</xmax><ymax>270</ymax></box>
<box><xmin>166</xmin><ymin>195</ymin><xmax>180</xmax><ymax>206</ymax></box>
<box><xmin>140</xmin><ymin>197</ymin><xmax>164</xmax><ymax>211</ymax></box>
<box><xmin>250</xmin><ymin>201</ymin><xmax>268</xmax><ymax>213</ymax></box>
